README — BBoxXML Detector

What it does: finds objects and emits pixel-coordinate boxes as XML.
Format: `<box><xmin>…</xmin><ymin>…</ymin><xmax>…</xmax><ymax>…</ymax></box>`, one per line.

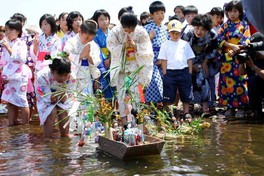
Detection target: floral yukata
<box><xmin>144</xmin><ymin>21</ymin><xmax>168</xmax><ymax>103</ymax></box>
<box><xmin>36</xmin><ymin>67</ymin><xmax>75</xmax><ymax>125</ymax></box>
<box><xmin>217</xmin><ymin>20</ymin><xmax>251</xmax><ymax>108</ymax></box>
<box><xmin>64</xmin><ymin>34</ymin><xmax>101</xmax><ymax>94</ymax></box>
<box><xmin>1</xmin><ymin>38</ymin><xmax>31</xmax><ymax>107</ymax></box>
<box><xmin>31</xmin><ymin>33</ymin><xmax>61</xmax><ymax>72</ymax></box>
<box><xmin>182</xmin><ymin>27</ymin><xmax>218</xmax><ymax>103</ymax></box>
<box><xmin>107</xmin><ymin>24</ymin><xmax>154</xmax><ymax>117</ymax></box>
<box><xmin>94</xmin><ymin>28</ymin><xmax>115</xmax><ymax>99</ymax></box>
<box><xmin>21</xmin><ymin>31</ymin><xmax>35</xmax><ymax>107</ymax></box>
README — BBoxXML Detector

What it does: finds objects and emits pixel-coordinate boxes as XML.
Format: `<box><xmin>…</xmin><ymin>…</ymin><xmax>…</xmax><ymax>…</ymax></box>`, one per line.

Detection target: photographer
<box><xmin>245</xmin><ymin>57</ymin><xmax>264</xmax><ymax>79</ymax></box>
<box><xmin>239</xmin><ymin>32</ymin><xmax>264</xmax><ymax>120</ymax></box>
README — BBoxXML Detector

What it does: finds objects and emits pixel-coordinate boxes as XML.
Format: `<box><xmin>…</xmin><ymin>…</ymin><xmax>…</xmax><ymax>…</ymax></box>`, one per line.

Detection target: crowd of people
<box><xmin>0</xmin><ymin>0</ymin><xmax>263</xmax><ymax>139</ymax></box>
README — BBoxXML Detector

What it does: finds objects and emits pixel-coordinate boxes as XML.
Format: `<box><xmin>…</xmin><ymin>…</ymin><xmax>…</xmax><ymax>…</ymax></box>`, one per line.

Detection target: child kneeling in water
<box><xmin>36</xmin><ymin>53</ymin><xmax>75</xmax><ymax>138</ymax></box>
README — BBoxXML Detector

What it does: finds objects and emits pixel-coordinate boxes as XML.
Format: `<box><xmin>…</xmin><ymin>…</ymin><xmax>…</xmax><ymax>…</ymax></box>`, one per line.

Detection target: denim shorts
<box><xmin>163</xmin><ymin>68</ymin><xmax>192</xmax><ymax>103</ymax></box>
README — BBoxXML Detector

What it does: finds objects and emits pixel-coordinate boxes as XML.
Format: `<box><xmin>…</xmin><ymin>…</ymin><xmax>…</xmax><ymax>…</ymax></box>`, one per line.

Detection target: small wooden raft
<box><xmin>97</xmin><ymin>135</ymin><xmax>165</xmax><ymax>160</ymax></box>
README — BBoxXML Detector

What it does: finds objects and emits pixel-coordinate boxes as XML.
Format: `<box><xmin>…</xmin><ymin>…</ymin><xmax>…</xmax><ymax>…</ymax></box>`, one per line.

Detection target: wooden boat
<box><xmin>97</xmin><ymin>135</ymin><xmax>165</xmax><ymax>160</ymax></box>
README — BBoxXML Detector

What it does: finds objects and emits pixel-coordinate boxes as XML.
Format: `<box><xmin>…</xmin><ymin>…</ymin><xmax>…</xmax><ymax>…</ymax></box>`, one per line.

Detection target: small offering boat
<box><xmin>97</xmin><ymin>135</ymin><xmax>165</xmax><ymax>160</ymax></box>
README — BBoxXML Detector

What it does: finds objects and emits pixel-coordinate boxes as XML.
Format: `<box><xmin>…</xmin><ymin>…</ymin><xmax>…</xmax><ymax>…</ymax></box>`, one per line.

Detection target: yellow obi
<box><xmin>56</xmin><ymin>30</ymin><xmax>65</xmax><ymax>39</ymax></box>
<box><xmin>101</xmin><ymin>47</ymin><xmax>110</xmax><ymax>58</ymax></box>
<box><xmin>126</xmin><ymin>47</ymin><xmax>136</xmax><ymax>61</ymax></box>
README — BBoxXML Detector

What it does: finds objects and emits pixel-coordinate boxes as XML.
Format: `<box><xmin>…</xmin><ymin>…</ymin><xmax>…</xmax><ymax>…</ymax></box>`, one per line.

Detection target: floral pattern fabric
<box><xmin>217</xmin><ymin>20</ymin><xmax>250</xmax><ymax>108</ymax></box>
<box><xmin>36</xmin><ymin>67</ymin><xmax>76</xmax><ymax>125</ymax></box>
<box><xmin>31</xmin><ymin>33</ymin><xmax>61</xmax><ymax>71</ymax></box>
<box><xmin>1</xmin><ymin>38</ymin><xmax>31</xmax><ymax>107</ymax></box>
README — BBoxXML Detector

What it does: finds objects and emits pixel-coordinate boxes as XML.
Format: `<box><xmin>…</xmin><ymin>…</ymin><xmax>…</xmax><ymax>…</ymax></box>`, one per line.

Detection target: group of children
<box><xmin>0</xmin><ymin>0</ymin><xmax>259</xmax><ymax>139</ymax></box>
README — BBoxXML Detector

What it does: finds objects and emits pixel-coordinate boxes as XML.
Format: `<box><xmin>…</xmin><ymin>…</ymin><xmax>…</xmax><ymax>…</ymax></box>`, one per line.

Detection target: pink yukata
<box><xmin>36</xmin><ymin>67</ymin><xmax>76</xmax><ymax>125</ymax></box>
<box><xmin>31</xmin><ymin>33</ymin><xmax>61</xmax><ymax>72</ymax></box>
<box><xmin>1</xmin><ymin>38</ymin><xmax>32</xmax><ymax>107</ymax></box>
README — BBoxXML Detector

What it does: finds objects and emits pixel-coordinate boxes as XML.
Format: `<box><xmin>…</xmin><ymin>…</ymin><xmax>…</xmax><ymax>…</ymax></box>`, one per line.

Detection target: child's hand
<box><xmin>126</xmin><ymin>35</ymin><xmax>136</xmax><ymax>49</ymax></box>
<box><xmin>156</xmin><ymin>60</ymin><xmax>161</xmax><ymax>66</ymax></box>
<box><xmin>0</xmin><ymin>38</ymin><xmax>8</xmax><ymax>48</ymax></box>
<box><xmin>104</xmin><ymin>58</ymin><xmax>111</xmax><ymax>69</ymax></box>
<box><xmin>80</xmin><ymin>44</ymin><xmax>90</xmax><ymax>59</ymax></box>
<box><xmin>149</xmin><ymin>29</ymin><xmax>156</xmax><ymax>40</ymax></box>
<box><xmin>2</xmin><ymin>78</ymin><xmax>8</xmax><ymax>84</ymax></box>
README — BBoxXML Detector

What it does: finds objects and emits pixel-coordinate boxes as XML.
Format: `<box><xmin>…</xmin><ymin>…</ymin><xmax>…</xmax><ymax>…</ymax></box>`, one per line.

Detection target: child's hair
<box><xmin>5</xmin><ymin>19</ymin><xmax>23</xmax><ymax>38</ymax></box>
<box><xmin>80</xmin><ymin>20</ymin><xmax>98</xmax><ymax>35</ymax></box>
<box><xmin>174</xmin><ymin>5</ymin><xmax>185</xmax><ymax>14</ymax></box>
<box><xmin>10</xmin><ymin>13</ymin><xmax>27</xmax><ymax>24</ymax></box>
<box><xmin>149</xmin><ymin>1</ymin><xmax>166</xmax><ymax>14</ymax></box>
<box><xmin>120</xmin><ymin>12</ymin><xmax>138</xmax><ymax>29</ymax></box>
<box><xmin>224</xmin><ymin>0</ymin><xmax>243</xmax><ymax>20</ymax></box>
<box><xmin>140</xmin><ymin>12</ymin><xmax>150</xmax><ymax>22</ymax></box>
<box><xmin>67</xmin><ymin>11</ymin><xmax>84</xmax><ymax>31</ymax></box>
<box><xmin>39</xmin><ymin>14</ymin><xmax>57</xmax><ymax>34</ymax></box>
<box><xmin>210</xmin><ymin>7</ymin><xmax>224</xmax><ymax>17</ymax></box>
<box><xmin>91</xmin><ymin>9</ymin><xmax>111</xmax><ymax>24</ymax></box>
<box><xmin>169</xmin><ymin>15</ymin><xmax>180</xmax><ymax>21</ymax></box>
<box><xmin>118</xmin><ymin>6</ymin><xmax>134</xmax><ymax>20</ymax></box>
<box><xmin>191</xmin><ymin>14</ymin><xmax>212</xmax><ymax>31</ymax></box>
<box><xmin>57</xmin><ymin>12</ymin><xmax>68</xmax><ymax>31</ymax></box>
<box><xmin>183</xmin><ymin>5</ymin><xmax>198</xmax><ymax>16</ymax></box>
<box><xmin>45</xmin><ymin>53</ymin><xmax>71</xmax><ymax>74</ymax></box>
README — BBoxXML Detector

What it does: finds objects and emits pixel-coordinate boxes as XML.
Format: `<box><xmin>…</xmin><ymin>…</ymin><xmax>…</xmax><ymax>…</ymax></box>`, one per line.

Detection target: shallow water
<box><xmin>1</xmin><ymin>116</ymin><xmax>264</xmax><ymax>176</ymax></box>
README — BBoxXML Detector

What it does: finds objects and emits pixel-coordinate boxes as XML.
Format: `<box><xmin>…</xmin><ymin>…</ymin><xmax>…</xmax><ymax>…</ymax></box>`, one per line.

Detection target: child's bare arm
<box><xmin>161</xmin><ymin>59</ymin><xmax>167</xmax><ymax>75</ymax></box>
<box><xmin>187</xmin><ymin>59</ymin><xmax>193</xmax><ymax>74</ymax></box>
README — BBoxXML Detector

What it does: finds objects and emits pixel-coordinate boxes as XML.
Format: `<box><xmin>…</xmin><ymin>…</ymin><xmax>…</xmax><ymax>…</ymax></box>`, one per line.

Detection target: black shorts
<box><xmin>163</xmin><ymin>68</ymin><xmax>192</xmax><ymax>103</ymax></box>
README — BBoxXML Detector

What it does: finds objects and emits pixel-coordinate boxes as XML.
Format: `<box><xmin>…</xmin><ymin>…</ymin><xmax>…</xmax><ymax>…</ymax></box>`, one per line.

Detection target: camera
<box><xmin>236</xmin><ymin>32</ymin><xmax>264</xmax><ymax>63</ymax></box>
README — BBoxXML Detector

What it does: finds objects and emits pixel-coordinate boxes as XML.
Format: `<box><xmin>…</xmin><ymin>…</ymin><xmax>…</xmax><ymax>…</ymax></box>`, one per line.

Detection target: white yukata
<box><xmin>36</xmin><ymin>67</ymin><xmax>76</xmax><ymax>125</ymax></box>
<box><xmin>1</xmin><ymin>38</ymin><xmax>32</xmax><ymax>107</ymax></box>
<box><xmin>107</xmin><ymin>24</ymin><xmax>154</xmax><ymax>117</ymax></box>
<box><xmin>64</xmin><ymin>34</ymin><xmax>101</xmax><ymax>94</ymax></box>
<box><xmin>31</xmin><ymin>33</ymin><xmax>61</xmax><ymax>72</ymax></box>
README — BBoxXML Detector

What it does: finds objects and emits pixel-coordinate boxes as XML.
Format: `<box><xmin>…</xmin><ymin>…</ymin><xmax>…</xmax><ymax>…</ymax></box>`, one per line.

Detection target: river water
<box><xmin>1</xmin><ymin>116</ymin><xmax>264</xmax><ymax>176</ymax></box>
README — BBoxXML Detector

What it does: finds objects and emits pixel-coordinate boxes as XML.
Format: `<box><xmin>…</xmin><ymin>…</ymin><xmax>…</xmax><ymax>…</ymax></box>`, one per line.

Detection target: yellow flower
<box><xmin>221</xmin><ymin>63</ymin><xmax>231</xmax><ymax>73</ymax></box>
<box><xmin>223</xmin><ymin>100</ymin><xmax>228</xmax><ymax>106</ymax></box>
<box><xmin>226</xmin><ymin>77</ymin><xmax>235</xmax><ymax>87</ymax></box>
<box><xmin>236</xmin><ymin>87</ymin><xmax>244</xmax><ymax>95</ymax></box>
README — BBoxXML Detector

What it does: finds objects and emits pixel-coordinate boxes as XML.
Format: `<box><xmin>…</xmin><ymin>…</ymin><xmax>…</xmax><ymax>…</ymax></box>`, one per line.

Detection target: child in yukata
<box><xmin>181</xmin><ymin>14</ymin><xmax>218</xmax><ymax>115</ymax></box>
<box><xmin>1</xmin><ymin>19</ymin><xmax>32</xmax><ymax>126</ymax></box>
<box><xmin>217</xmin><ymin>0</ymin><xmax>250</xmax><ymax>117</ymax></box>
<box><xmin>36</xmin><ymin>55</ymin><xmax>75</xmax><ymax>138</ymax></box>
<box><xmin>61</xmin><ymin>11</ymin><xmax>83</xmax><ymax>51</ymax></box>
<box><xmin>11</xmin><ymin>13</ymin><xmax>36</xmax><ymax>119</ymax></box>
<box><xmin>144</xmin><ymin>1</ymin><xmax>168</xmax><ymax>106</ymax></box>
<box><xmin>31</xmin><ymin>14</ymin><xmax>61</xmax><ymax>73</ymax></box>
<box><xmin>107</xmin><ymin>12</ymin><xmax>154</xmax><ymax>124</ymax></box>
<box><xmin>92</xmin><ymin>9</ymin><xmax>116</xmax><ymax>100</ymax></box>
<box><xmin>63</xmin><ymin>19</ymin><xmax>101</xmax><ymax>95</ymax></box>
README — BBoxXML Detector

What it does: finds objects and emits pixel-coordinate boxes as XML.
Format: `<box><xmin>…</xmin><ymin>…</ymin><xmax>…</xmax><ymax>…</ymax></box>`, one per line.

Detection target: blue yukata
<box><xmin>144</xmin><ymin>22</ymin><xmax>168</xmax><ymax>103</ymax></box>
<box><xmin>94</xmin><ymin>28</ymin><xmax>115</xmax><ymax>100</ymax></box>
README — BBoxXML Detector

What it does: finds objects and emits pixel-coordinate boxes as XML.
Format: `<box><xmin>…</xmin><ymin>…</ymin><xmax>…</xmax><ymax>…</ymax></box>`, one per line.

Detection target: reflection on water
<box><xmin>1</xmin><ymin>116</ymin><xmax>264</xmax><ymax>175</ymax></box>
